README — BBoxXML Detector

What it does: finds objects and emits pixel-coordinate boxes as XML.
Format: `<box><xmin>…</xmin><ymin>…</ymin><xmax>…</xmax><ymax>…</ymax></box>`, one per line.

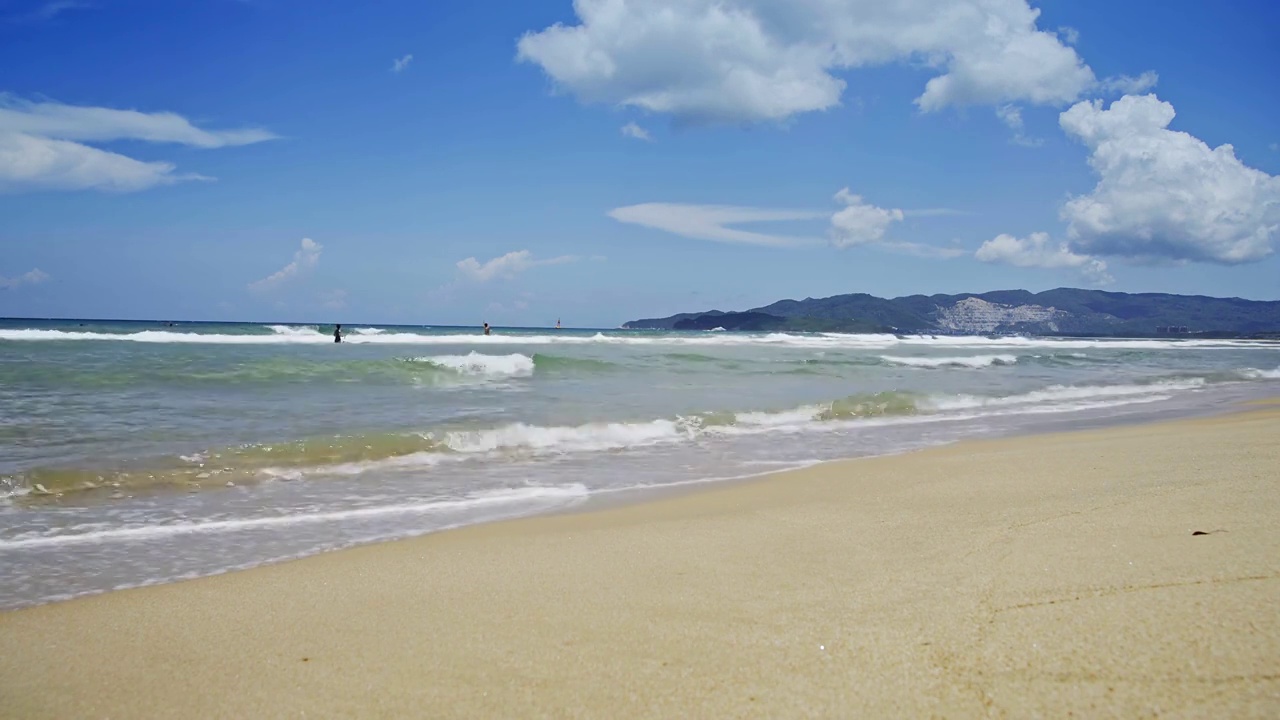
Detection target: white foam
<box><xmin>3</xmin><ymin>327</ymin><xmax>1275</xmax><ymax>350</ymax></box>
<box><xmin>267</xmin><ymin>325</ymin><xmax>324</xmax><ymax>337</ymax></box>
<box><xmin>350</xmin><ymin>327</ymin><xmax>385</xmax><ymax>335</ymax></box>
<box><xmin>409</xmin><ymin>352</ymin><xmax>535</xmax><ymax>378</ymax></box>
<box><xmin>880</xmin><ymin>354</ymin><xmax>1018</xmax><ymax>369</ymax></box>
<box><xmin>924</xmin><ymin>378</ymin><xmax>1206</xmax><ymax>411</ymax></box>
<box><xmin>733</xmin><ymin>406</ymin><xmax>826</xmax><ymax>427</ymax></box>
<box><xmin>442</xmin><ymin>419</ymin><xmax>689</xmax><ymax>454</ymax></box>
<box><xmin>0</xmin><ymin>484</ymin><xmax>588</xmax><ymax>550</ymax></box>
<box><xmin>1238</xmin><ymin>366</ymin><xmax>1280</xmax><ymax>380</ymax></box>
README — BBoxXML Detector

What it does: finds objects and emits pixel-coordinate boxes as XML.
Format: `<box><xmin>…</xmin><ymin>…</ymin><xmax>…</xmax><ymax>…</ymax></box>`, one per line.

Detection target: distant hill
<box><xmin>624</xmin><ymin>288</ymin><xmax>1280</xmax><ymax>337</ymax></box>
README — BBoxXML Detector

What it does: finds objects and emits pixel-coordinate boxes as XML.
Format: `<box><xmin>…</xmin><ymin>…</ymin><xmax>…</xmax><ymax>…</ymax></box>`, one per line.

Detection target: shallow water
<box><xmin>2</xmin><ymin>319</ymin><xmax>1278</xmax><ymax>608</ymax></box>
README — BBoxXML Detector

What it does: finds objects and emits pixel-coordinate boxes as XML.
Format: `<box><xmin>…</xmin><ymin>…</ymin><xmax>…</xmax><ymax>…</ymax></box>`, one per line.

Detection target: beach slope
<box><xmin>3</xmin><ymin>409</ymin><xmax>1278</xmax><ymax>718</ymax></box>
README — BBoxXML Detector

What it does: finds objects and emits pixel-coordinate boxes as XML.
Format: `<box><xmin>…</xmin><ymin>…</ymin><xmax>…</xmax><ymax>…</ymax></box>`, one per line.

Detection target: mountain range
<box><xmin>623</xmin><ymin>288</ymin><xmax>1280</xmax><ymax>337</ymax></box>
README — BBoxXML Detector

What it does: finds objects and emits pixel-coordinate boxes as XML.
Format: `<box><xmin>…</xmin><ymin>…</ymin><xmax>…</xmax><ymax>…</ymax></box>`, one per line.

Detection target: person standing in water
<box><xmin>483</xmin><ymin>322</ymin><xmax>491</xmax><ymax>336</ymax></box>
<box><xmin>334</xmin><ymin>324</ymin><xmax>342</xmax><ymax>343</ymax></box>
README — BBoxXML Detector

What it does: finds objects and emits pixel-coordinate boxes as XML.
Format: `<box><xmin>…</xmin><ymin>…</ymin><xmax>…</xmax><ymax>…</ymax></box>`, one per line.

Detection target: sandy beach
<box><xmin>3</xmin><ymin>407</ymin><xmax>1278</xmax><ymax>718</ymax></box>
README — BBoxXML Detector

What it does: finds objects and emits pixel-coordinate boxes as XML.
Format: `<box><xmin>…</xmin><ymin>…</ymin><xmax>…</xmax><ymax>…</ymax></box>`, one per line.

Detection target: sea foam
<box><xmin>409</xmin><ymin>352</ymin><xmax>535</xmax><ymax>378</ymax></box>
<box><xmin>880</xmin><ymin>354</ymin><xmax>1019</xmax><ymax>369</ymax></box>
<box><xmin>2</xmin><ymin>327</ymin><xmax>1275</xmax><ymax>350</ymax></box>
<box><xmin>0</xmin><ymin>484</ymin><xmax>589</xmax><ymax>549</ymax></box>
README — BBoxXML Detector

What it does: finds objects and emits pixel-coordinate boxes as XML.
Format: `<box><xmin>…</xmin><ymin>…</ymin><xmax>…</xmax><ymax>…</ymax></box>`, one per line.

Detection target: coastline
<box><xmin>3</xmin><ymin>405</ymin><xmax>1279</xmax><ymax>717</ymax></box>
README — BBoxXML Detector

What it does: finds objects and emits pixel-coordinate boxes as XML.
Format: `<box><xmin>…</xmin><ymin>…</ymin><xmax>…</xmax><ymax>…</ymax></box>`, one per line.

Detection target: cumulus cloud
<box><xmin>456</xmin><ymin>250</ymin><xmax>580</xmax><ymax>282</ymax></box>
<box><xmin>517</xmin><ymin>0</ymin><xmax>1108</xmax><ymax>123</ymax></box>
<box><xmin>829</xmin><ymin>189</ymin><xmax>904</xmax><ymax>247</ymax></box>
<box><xmin>392</xmin><ymin>54</ymin><xmax>413</xmax><ymax>73</ymax></box>
<box><xmin>609</xmin><ymin>203</ymin><xmax>824</xmax><ymax>246</ymax></box>
<box><xmin>249</xmin><ymin>238</ymin><xmax>323</xmax><ymax>292</ymax></box>
<box><xmin>0</xmin><ymin>95</ymin><xmax>275</xmax><ymax>193</ymax></box>
<box><xmin>976</xmin><ymin>231</ymin><xmax>1113</xmax><ymax>285</ymax></box>
<box><xmin>0</xmin><ymin>267</ymin><xmax>50</xmax><ymax>290</ymax></box>
<box><xmin>620</xmin><ymin>121</ymin><xmax>652</xmax><ymax>141</ymax></box>
<box><xmin>1059</xmin><ymin>94</ymin><xmax>1280</xmax><ymax>264</ymax></box>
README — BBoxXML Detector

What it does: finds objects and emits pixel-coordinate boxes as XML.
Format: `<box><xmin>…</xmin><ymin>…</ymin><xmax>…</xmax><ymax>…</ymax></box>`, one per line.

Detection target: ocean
<box><xmin>2</xmin><ymin>319</ymin><xmax>1278</xmax><ymax>609</ymax></box>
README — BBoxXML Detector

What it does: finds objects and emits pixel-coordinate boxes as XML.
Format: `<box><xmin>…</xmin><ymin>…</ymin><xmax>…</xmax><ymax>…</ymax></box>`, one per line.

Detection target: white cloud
<box><xmin>0</xmin><ymin>95</ymin><xmax>276</xmax><ymax>147</ymax></box>
<box><xmin>0</xmin><ymin>267</ymin><xmax>50</xmax><ymax>290</ymax></box>
<box><xmin>829</xmin><ymin>188</ymin><xmax>903</xmax><ymax>247</ymax></box>
<box><xmin>609</xmin><ymin>203</ymin><xmax>824</xmax><ymax>246</ymax></box>
<box><xmin>517</xmin><ymin>0</ymin><xmax>1105</xmax><ymax>123</ymax></box>
<box><xmin>0</xmin><ymin>95</ymin><xmax>275</xmax><ymax>193</ymax></box>
<box><xmin>392</xmin><ymin>54</ymin><xmax>413</xmax><ymax>73</ymax></box>
<box><xmin>1057</xmin><ymin>26</ymin><xmax>1080</xmax><ymax>45</ymax></box>
<box><xmin>1059</xmin><ymin>94</ymin><xmax>1280</xmax><ymax>264</ymax></box>
<box><xmin>1096</xmin><ymin>71</ymin><xmax>1159</xmax><ymax>96</ymax></box>
<box><xmin>249</xmin><ymin>238</ymin><xmax>323</xmax><ymax>292</ymax></box>
<box><xmin>1270</xmin><ymin>142</ymin><xmax>1278</xmax><ymax>152</ymax></box>
<box><xmin>976</xmin><ymin>231</ymin><xmax>1113</xmax><ymax>285</ymax></box>
<box><xmin>995</xmin><ymin>104</ymin><xmax>1041</xmax><ymax>146</ymax></box>
<box><xmin>620</xmin><ymin>121</ymin><xmax>652</xmax><ymax>141</ymax></box>
<box><xmin>456</xmin><ymin>250</ymin><xmax>580</xmax><ymax>282</ymax></box>
<box><xmin>0</xmin><ymin>132</ymin><xmax>201</xmax><ymax>192</ymax></box>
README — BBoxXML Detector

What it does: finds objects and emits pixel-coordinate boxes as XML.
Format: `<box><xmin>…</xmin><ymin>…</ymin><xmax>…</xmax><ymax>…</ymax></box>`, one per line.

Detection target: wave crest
<box><xmin>407</xmin><ymin>352</ymin><xmax>534</xmax><ymax>378</ymax></box>
<box><xmin>880</xmin><ymin>354</ymin><xmax>1018</xmax><ymax>369</ymax></box>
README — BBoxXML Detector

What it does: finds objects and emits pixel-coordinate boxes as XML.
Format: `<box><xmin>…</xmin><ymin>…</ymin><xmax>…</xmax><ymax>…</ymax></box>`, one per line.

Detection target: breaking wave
<box><xmin>407</xmin><ymin>352</ymin><xmax>535</xmax><ymax>378</ymax></box>
<box><xmin>3</xmin><ymin>326</ymin><xmax>1275</xmax><ymax>350</ymax></box>
<box><xmin>9</xmin><ymin>374</ymin><xmax>1251</xmax><ymax>501</ymax></box>
<box><xmin>880</xmin><ymin>354</ymin><xmax>1019</xmax><ymax>369</ymax></box>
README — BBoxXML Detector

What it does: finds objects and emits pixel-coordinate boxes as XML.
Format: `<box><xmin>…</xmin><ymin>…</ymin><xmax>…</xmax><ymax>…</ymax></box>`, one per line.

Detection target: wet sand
<box><xmin>3</xmin><ymin>407</ymin><xmax>1278</xmax><ymax>718</ymax></box>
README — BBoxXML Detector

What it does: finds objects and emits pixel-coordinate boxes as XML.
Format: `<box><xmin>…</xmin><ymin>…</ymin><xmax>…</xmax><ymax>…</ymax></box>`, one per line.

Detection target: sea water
<box><xmin>2</xmin><ymin>319</ymin><xmax>1278</xmax><ymax>608</ymax></box>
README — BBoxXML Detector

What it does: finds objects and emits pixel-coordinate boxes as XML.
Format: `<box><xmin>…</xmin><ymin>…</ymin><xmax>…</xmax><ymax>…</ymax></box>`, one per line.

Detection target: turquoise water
<box><xmin>2</xmin><ymin>319</ymin><xmax>1278</xmax><ymax>608</ymax></box>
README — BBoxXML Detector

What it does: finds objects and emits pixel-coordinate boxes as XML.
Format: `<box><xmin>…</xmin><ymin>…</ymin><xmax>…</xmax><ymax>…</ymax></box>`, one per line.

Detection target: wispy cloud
<box><xmin>391</xmin><ymin>54</ymin><xmax>413</xmax><ymax>73</ymax></box>
<box><xmin>881</xmin><ymin>241</ymin><xmax>967</xmax><ymax>259</ymax></box>
<box><xmin>7</xmin><ymin>1</ymin><xmax>91</xmax><ymax>24</ymax></box>
<box><xmin>1096</xmin><ymin>71</ymin><xmax>1159</xmax><ymax>95</ymax></box>
<box><xmin>0</xmin><ymin>267</ymin><xmax>50</xmax><ymax>290</ymax></box>
<box><xmin>609</xmin><ymin>203</ymin><xmax>824</xmax><ymax>247</ymax></box>
<box><xmin>249</xmin><ymin>238</ymin><xmax>323</xmax><ymax>292</ymax></box>
<box><xmin>0</xmin><ymin>95</ymin><xmax>277</xmax><ymax>147</ymax></box>
<box><xmin>995</xmin><ymin>105</ymin><xmax>1043</xmax><ymax>147</ymax></box>
<box><xmin>456</xmin><ymin>250</ymin><xmax>580</xmax><ymax>282</ymax></box>
<box><xmin>620</xmin><ymin>122</ymin><xmax>652</xmax><ymax>142</ymax></box>
<box><xmin>0</xmin><ymin>132</ymin><xmax>208</xmax><ymax>193</ymax></box>
<box><xmin>320</xmin><ymin>289</ymin><xmax>348</xmax><ymax>310</ymax></box>
<box><xmin>0</xmin><ymin>95</ymin><xmax>275</xmax><ymax>193</ymax></box>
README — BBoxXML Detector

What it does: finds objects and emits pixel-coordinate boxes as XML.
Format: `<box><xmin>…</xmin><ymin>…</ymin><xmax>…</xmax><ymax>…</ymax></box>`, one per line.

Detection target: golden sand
<box><xmin>3</xmin><ymin>409</ymin><xmax>1278</xmax><ymax>718</ymax></box>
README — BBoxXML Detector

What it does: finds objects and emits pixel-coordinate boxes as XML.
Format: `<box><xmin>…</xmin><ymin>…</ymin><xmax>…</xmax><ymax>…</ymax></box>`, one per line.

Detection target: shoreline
<box><xmin>2</xmin><ymin>390</ymin><xmax>1254</xmax><ymax>612</ymax></box>
<box><xmin>3</xmin><ymin>405</ymin><xmax>1279</xmax><ymax>716</ymax></box>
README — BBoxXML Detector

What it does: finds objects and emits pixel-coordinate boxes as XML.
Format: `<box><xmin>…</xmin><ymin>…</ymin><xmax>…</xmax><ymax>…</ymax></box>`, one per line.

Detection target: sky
<box><xmin>1</xmin><ymin>0</ymin><xmax>1278</xmax><ymax>327</ymax></box>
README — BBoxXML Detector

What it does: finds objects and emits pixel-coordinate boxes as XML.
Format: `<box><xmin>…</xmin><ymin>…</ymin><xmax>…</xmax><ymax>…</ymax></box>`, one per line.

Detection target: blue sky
<box><xmin>1</xmin><ymin>0</ymin><xmax>1278</xmax><ymax>327</ymax></box>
